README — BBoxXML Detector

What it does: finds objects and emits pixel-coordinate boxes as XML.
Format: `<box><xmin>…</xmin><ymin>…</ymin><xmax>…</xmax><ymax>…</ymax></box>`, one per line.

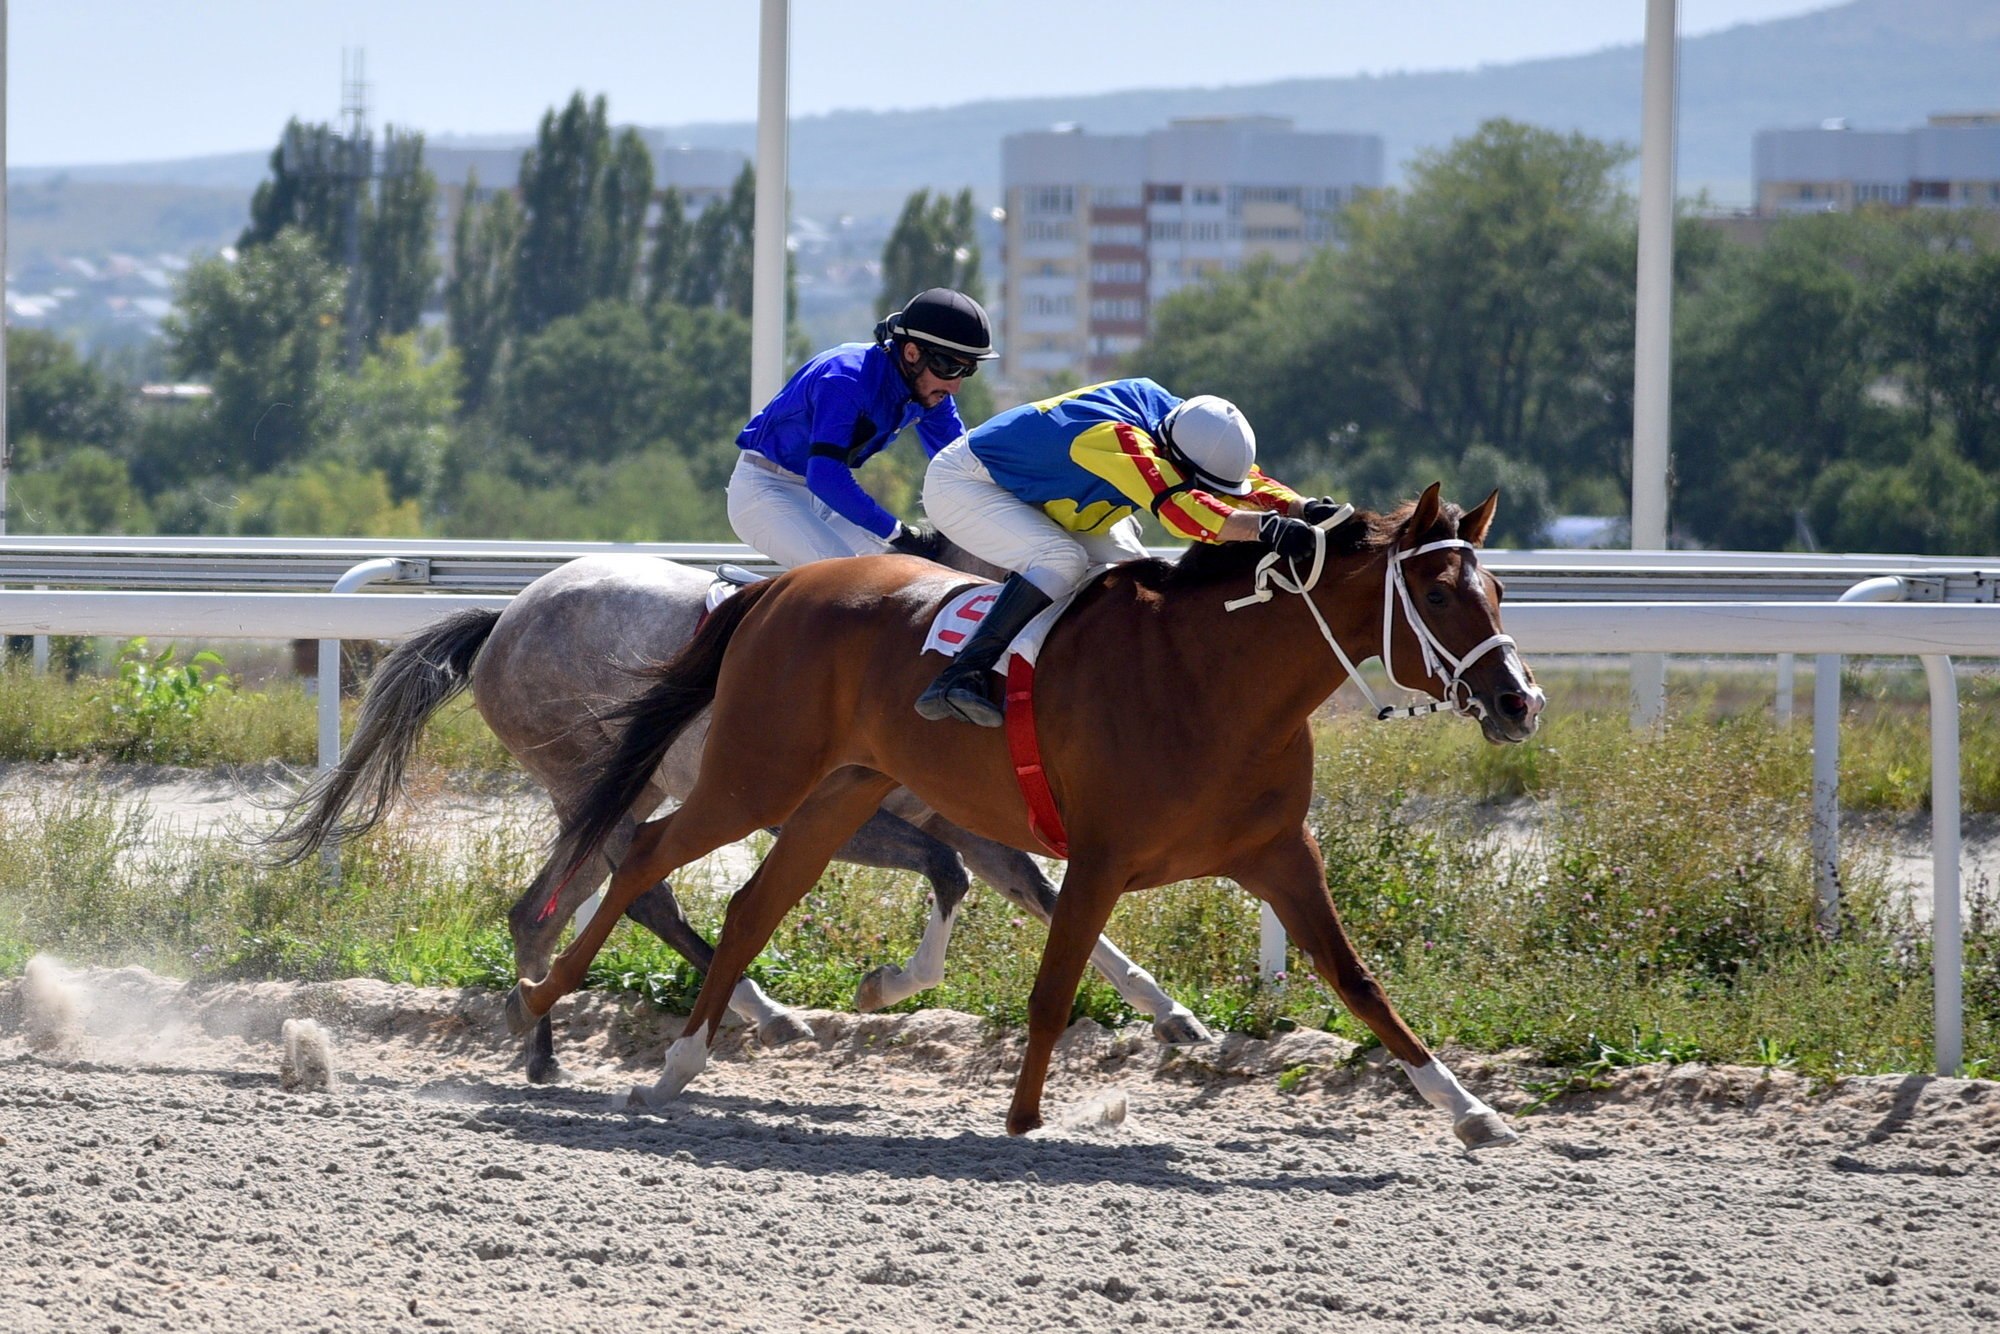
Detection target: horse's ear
<box><xmin>1404</xmin><ymin>482</ymin><xmax>1443</xmax><ymax>546</ymax></box>
<box><xmin>1461</xmin><ymin>488</ymin><xmax>1500</xmax><ymax>547</ymax></box>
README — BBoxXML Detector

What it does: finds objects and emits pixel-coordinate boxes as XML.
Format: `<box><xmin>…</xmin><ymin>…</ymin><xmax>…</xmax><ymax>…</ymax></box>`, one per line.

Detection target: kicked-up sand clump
<box><xmin>21</xmin><ymin>954</ymin><xmax>83</xmax><ymax>1053</ymax></box>
<box><xmin>279</xmin><ymin>1017</ymin><xmax>338</xmax><ymax>1092</ymax></box>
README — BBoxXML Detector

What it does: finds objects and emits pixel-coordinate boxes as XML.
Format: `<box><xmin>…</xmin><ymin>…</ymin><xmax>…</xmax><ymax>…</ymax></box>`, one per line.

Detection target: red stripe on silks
<box><xmin>1113</xmin><ymin>422</ymin><xmax>1171</xmax><ymax>495</ymax></box>
<box><xmin>1004</xmin><ymin>655</ymin><xmax>1070</xmax><ymax>859</ymax></box>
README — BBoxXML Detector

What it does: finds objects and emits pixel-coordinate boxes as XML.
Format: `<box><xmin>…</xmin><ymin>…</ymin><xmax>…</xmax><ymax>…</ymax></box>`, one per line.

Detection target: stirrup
<box><xmin>915</xmin><ymin>660</ymin><xmax>1003</xmax><ymax>726</ymax></box>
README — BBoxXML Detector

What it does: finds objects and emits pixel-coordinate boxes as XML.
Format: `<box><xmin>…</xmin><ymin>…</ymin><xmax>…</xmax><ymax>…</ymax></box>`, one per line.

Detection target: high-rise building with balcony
<box><xmin>1000</xmin><ymin>117</ymin><xmax>1382</xmax><ymax>383</ymax></box>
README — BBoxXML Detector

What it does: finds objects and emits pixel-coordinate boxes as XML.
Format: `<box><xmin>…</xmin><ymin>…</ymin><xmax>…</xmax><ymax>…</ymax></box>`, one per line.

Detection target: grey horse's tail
<box><xmin>555</xmin><ymin>578</ymin><xmax>778</xmax><ymax>889</ymax></box>
<box><xmin>262</xmin><ymin>608</ymin><xmax>501</xmax><ymax>865</ymax></box>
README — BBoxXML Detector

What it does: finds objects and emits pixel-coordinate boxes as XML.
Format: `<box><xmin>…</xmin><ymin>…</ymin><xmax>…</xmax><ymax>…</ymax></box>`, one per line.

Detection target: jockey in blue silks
<box><xmin>727</xmin><ymin>288</ymin><xmax>996</xmax><ymax>568</ymax></box>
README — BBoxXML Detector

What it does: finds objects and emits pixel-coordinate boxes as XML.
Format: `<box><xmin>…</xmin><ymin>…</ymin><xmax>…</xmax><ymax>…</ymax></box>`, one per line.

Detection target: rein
<box><xmin>1222</xmin><ymin>511</ymin><xmax>1515</xmax><ymax>722</ymax></box>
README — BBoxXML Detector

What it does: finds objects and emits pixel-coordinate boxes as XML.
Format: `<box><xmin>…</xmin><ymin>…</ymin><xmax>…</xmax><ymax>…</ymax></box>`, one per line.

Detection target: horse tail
<box><xmin>262</xmin><ymin>607</ymin><xmax>501</xmax><ymax>865</ymax></box>
<box><xmin>555</xmin><ymin>578</ymin><xmax>778</xmax><ymax>886</ymax></box>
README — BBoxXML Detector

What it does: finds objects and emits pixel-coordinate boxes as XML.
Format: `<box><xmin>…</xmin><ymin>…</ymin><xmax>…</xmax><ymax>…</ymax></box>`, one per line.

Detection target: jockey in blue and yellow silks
<box><xmin>914</xmin><ymin>377</ymin><xmax>1346</xmax><ymax>727</ymax></box>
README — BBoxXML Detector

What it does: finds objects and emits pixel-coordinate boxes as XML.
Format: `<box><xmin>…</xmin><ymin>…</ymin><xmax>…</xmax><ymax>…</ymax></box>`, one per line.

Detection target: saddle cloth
<box><xmin>921</xmin><ymin>580</ymin><xmax>1087</xmax><ymax>674</ymax></box>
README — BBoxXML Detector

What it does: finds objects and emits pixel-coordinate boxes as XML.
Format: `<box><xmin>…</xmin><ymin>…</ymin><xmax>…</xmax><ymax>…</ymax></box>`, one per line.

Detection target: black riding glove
<box><xmin>1258</xmin><ymin>512</ymin><xmax>1321</xmax><ymax>561</ymax></box>
<box><xmin>1301</xmin><ymin>496</ymin><xmax>1350</xmax><ymax>526</ymax></box>
<box><xmin>886</xmin><ymin>521</ymin><xmax>946</xmax><ymax>561</ymax></box>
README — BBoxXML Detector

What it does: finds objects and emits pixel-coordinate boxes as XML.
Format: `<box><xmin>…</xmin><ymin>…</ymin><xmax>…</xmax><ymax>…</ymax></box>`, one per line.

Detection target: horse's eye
<box><xmin>1426</xmin><ymin>587</ymin><xmax>1447</xmax><ymax>607</ymax></box>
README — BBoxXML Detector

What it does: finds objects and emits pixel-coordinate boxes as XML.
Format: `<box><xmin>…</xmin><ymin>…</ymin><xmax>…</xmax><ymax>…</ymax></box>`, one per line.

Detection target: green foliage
<box><xmin>6</xmin><ymin>328</ymin><xmax>134</xmax><ymax>447</ymax></box>
<box><xmin>325</xmin><ymin>332</ymin><xmax>459</xmax><ymax>507</ymax></box>
<box><xmin>165</xmin><ymin>229</ymin><xmax>346</xmax><ymax>472</ymax></box>
<box><xmin>446</xmin><ymin>171</ymin><xmax>521</xmax><ymax>416</ymax></box>
<box><xmin>513</xmin><ymin>94</ymin><xmax>654</xmax><ymax>335</ymax></box>
<box><xmin>98</xmin><ymin>639</ymin><xmax>232</xmax><ymax>763</ymax></box>
<box><xmin>880</xmin><ymin>188</ymin><xmax>984</xmax><ymax>309</ymax></box>
<box><xmin>9</xmin><ymin>446</ymin><xmax>153</xmax><ymax>534</ymax></box>
<box><xmin>360</xmin><ymin>128</ymin><xmax>441</xmax><ymax>348</ymax></box>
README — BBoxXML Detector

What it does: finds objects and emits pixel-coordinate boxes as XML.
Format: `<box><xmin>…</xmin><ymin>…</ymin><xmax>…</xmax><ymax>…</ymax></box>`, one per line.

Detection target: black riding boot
<box><xmin>914</xmin><ymin>574</ymin><xmax>1054</xmax><ymax>727</ymax></box>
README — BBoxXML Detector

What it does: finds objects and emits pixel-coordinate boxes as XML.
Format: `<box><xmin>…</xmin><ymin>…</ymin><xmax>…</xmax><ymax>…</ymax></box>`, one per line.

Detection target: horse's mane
<box><xmin>1118</xmin><ymin>499</ymin><xmax>1463</xmax><ymax>595</ymax></box>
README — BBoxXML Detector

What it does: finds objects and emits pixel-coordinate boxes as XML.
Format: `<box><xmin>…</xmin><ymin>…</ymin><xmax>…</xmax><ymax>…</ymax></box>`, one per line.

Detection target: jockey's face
<box><xmin>901</xmin><ymin>341</ymin><xmax>961</xmax><ymax>410</ymax></box>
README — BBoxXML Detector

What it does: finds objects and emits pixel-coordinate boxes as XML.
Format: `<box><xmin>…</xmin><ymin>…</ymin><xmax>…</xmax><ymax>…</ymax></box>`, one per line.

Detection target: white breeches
<box><xmin>726</xmin><ymin>453</ymin><xmax>889</xmax><ymax>570</ymax></box>
<box><xmin>922</xmin><ymin>438</ymin><xmax>1147</xmax><ymax>599</ymax></box>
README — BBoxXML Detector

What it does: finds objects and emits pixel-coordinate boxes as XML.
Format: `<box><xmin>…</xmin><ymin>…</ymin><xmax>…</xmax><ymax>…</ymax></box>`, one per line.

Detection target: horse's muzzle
<box><xmin>1477</xmin><ymin>679</ymin><xmax>1545</xmax><ymax>744</ymax></box>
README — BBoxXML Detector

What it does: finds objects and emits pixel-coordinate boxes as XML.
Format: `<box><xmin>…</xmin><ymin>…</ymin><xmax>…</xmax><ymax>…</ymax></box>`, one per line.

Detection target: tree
<box><xmin>6</xmin><ymin>329</ymin><xmax>133</xmax><ymax>448</ymax></box>
<box><xmin>9</xmin><ymin>448</ymin><xmax>151</xmax><ymax>535</ymax></box>
<box><xmin>644</xmin><ymin>186</ymin><xmax>691</xmax><ymax>311</ymax></box>
<box><xmin>501</xmin><ymin>301</ymin><xmax>672</xmax><ymax>464</ymax></box>
<box><xmin>879</xmin><ymin>188</ymin><xmax>983</xmax><ymax>309</ymax></box>
<box><xmin>360</xmin><ymin>127</ymin><xmax>440</xmax><ymax>347</ymax></box>
<box><xmin>326</xmin><ymin>333</ymin><xmax>460</xmax><ymax>506</ymax></box>
<box><xmin>512</xmin><ymin>94</ymin><xmax>653</xmax><ymax>334</ymax></box>
<box><xmin>240</xmin><ymin>119</ymin><xmax>353</xmax><ymax>259</ymax></box>
<box><xmin>446</xmin><ymin>170</ymin><xmax>521</xmax><ymax>415</ymax></box>
<box><xmin>1879</xmin><ymin>246</ymin><xmax>2000</xmax><ymax>470</ymax></box>
<box><xmin>164</xmin><ymin>229</ymin><xmax>346</xmax><ymax>474</ymax></box>
<box><xmin>680</xmin><ymin>165</ymin><xmax>757</xmax><ymax>316</ymax></box>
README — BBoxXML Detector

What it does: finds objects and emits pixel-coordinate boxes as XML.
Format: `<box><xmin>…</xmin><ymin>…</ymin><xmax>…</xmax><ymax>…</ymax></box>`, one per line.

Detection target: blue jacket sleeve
<box><xmin>916</xmin><ymin>398</ymin><xmax>967</xmax><ymax>458</ymax></box>
<box><xmin>804</xmin><ymin>453</ymin><xmax>899</xmax><ymax>540</ymax></box>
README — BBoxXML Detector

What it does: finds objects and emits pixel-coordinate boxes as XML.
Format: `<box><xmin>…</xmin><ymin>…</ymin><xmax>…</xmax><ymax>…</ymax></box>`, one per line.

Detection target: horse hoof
<box><xmin>853</xmin><ymin>965</ymin><xmax>903</xmax><ymax>1013</ymax></box>
<box><xmin>756</xmin><ymin>1011</ymin><xmax>816</xmax><ymax>1048</ymax></box>
<box><xmin>502</xmin><ymin>984</ymin><xmax>537</xmax><ymax>1037</ymax></box>
<box><xmin>525</xmin><ymin>1052</ymin><xmax>562</xmax><ymax>1085</ymax></box>
<box><xmin>1150</xmin><ymin>1010</ymin><xmax>1213</xmax><ymax>1046</ymax></box>
<box><xmin>1454</xmin><ymin>1111</ymin><xmax>1521</xmax><ymax>1150</ymax></box>
<box><xmin>1005</xmin><ymin>1108</ymin><xmax>1043</xmax><ymax>1137</ymax></box>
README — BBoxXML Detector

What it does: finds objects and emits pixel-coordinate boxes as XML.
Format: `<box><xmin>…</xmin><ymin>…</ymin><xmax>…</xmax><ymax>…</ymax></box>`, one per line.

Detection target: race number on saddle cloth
<box><xmin>922</xmin><ymin>582</ymin><xmax>1084</xmax><ymax>857</ymax></box>
<box><xmin>732</xmin><ymin>340</ymin><xmax>965</xmax><ymax>545</ymax></box>
<box><xmin>965</xmin><ymin>378</ymin><xmax>1303</xmax><ymax>552</ymax></box>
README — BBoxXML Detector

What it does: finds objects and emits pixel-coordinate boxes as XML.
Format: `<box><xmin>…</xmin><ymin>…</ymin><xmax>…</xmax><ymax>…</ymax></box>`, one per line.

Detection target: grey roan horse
<box><xmin>269</xmin><ymin>553</ymin><xmax>1208</xmax><ymax>1081</ymax></box>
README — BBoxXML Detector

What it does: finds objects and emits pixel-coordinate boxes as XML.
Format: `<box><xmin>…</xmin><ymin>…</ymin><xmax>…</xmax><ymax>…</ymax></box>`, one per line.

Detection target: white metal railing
<box><xmin>0</xmin><ymin>587</ymin><xmax>1995</xmax><ymax>1074</ymax></box>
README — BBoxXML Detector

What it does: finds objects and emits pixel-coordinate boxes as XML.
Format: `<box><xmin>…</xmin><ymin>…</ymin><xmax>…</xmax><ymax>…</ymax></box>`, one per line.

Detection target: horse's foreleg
<box><xmin>621</xmin><ymin>877</ymin><xmax>811</xmax><ymax>1046</ymax></box>
<box><xmin>1006</xmin><ymin>857</ymin><xmax>1127</xmax><ymax>1137</ymax></box>
<box><xmin>1232</xmin><ymin>828</ymin><xmax>1517</xmax><ymax>1151</ymax></box>
<box><xmin>642</xmin><ymin>768</ymin><xmax>899</xmax><ymax>1108</ymax></box>
<box><xmin>941</xmin><ymin>827</ymin><xmax>1209</xmax><ymax>1045</ymax></box>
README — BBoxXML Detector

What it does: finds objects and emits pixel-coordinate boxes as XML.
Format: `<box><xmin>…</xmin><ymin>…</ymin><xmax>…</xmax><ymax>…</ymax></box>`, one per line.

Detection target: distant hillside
<box><xmin>9</xmin><ymin>0</ymin><xmax>1996</xmax><ymax>240</ymax></box>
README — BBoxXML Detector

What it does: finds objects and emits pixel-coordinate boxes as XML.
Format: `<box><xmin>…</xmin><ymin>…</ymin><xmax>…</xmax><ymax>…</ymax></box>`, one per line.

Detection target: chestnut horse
<box><xmin>512</xmin><ymin>485</ymin><xmax>1544</xmax><ymax>1146</ymax></box>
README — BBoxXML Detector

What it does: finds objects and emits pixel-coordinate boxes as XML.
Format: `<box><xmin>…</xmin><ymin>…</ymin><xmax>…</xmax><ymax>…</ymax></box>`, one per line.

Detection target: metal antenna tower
<box><xmin>337</xmin><ymin>49</ymin><xmax>373</xmax><ymax>369</ymax></box>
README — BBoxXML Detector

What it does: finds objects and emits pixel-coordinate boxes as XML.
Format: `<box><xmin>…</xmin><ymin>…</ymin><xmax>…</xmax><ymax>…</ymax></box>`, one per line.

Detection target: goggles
<box><xmin>918</xmin><ymin>349</ymin><xmax>978</xmax><ymax>381</ymax></box>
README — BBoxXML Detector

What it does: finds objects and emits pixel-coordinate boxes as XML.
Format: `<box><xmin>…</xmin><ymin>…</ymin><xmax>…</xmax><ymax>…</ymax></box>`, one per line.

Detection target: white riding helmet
<box><xmin>1160</xmin><ymin>395</ymin><xmax>1256</xmax><ymax>495</ymax></box>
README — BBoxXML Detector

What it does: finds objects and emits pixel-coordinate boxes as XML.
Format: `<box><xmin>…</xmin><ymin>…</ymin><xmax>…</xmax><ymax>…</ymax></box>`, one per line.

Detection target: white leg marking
<box><xmin>1401</xmin><ymin>1056</ymin><xmax>1519</xmax><ymax>1148</ymax></box>
<box><xmin>726</xmin><ymin>976</ymin><xmax>786</xmax><ymax>1025</ymax></box>
<box><xmin>640</xmin><ymin>1033</ymin><xmax>710</xmax><ymax>1106</ymax></box>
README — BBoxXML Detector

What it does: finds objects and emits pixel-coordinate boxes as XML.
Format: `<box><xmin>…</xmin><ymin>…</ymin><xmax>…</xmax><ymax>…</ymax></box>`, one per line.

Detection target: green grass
<box><xmin>0</xmin><ymin>657</ymin><xmax>1995</xmax><ymax>1082</ymax></box>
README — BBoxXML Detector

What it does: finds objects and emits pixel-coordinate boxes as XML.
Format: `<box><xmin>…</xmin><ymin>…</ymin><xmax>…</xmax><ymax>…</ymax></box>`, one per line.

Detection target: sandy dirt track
<box><xmin>3</xmin><ymin>965</ymin><xmax>1999</xmax><ymax>1333</ymax></box>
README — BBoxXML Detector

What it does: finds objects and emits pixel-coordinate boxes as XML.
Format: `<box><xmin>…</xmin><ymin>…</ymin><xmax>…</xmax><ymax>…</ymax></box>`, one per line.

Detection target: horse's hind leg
<box><xmin>511</xmin><ymin>774</ymin><xmax>805</xmax><ymax>1027</ymax></box>
<box><xmin>642</xmin><ymin>768</ymin><xmax>899</xmax><ymax>1107</ymax></box>
<box><xmin>930</xmin><ymin>821</ymin><xmax>1210</xmax><ymax>1045</ymax></box>
<box><xmin>1232</xmin><ymin>827</ymin><xmax>1517</xmax><ymax>1151</ymax></box>
<box><xmin>834</xmin><ymin>810</ymin><xmax>973</xmax><ymax>1012</ymax></box>
<box><xmin>507</xmin><ymin>837</ymin><xmax>620</xmax><ymax>1083</ymax></box>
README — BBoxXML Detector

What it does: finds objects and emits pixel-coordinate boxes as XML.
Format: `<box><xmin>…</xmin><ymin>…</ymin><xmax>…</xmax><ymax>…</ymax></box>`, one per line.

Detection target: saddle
<box><xmin>703</xmin><ymin>564</ymin><xmax>767</xmax><ymax>614</ymax></box>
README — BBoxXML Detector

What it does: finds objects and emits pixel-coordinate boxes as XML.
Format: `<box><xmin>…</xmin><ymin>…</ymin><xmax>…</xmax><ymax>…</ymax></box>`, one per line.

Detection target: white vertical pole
<box><xmin>1775</xmin><ymin>653</ymin><xmax>1795</xmax><ymax>726</ymax></box>
<box><xmin>749</xmin><ymin>0</ymin><xmax>790</xmax><ymax>414</ymax></box>
<box><xmin>1811</xmin><ymin>651</ymin><xmax>1842</xmax><ymax>932</ymax></box>
<box><xmin>1258</xmin><ymin>903</ymin><xmax>1286</xmax><ymax>980</ymax></box>
<box><xmin>1629</xmin><ymin>0</ymin><xmax>1679</xmax><ymax>732</ymax></box>
<box><xmin>1</xmin><ymin>0</ymin><xmax>11</xmax><ymax>537</ymax></box>
<box><xmin>1922</xmin><ymin>653</ymin><xmax>1962</xmax><ymax>1076</ymax></box>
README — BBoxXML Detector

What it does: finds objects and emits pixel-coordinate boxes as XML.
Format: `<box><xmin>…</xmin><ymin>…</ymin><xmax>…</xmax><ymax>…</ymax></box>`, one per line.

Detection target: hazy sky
<box><xmin>12</xmin><ymin>1</ymin><xmax>1838</xmax><ymax>167</ymax></box>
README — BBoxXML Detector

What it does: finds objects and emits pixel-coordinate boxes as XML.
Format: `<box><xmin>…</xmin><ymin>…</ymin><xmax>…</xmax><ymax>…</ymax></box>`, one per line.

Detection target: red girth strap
<box><xmin>1003</xmin><ymin>655</ymin><xmax>1069</xmax><ymax>859</ymax></box>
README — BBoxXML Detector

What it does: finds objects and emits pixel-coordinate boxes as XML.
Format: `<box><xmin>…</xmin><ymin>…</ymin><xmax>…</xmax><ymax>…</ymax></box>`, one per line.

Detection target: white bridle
<box><xmin>1222</xmin><ymin>508</ymin><xmax>1517</xmax><ymax>721</ymax></box>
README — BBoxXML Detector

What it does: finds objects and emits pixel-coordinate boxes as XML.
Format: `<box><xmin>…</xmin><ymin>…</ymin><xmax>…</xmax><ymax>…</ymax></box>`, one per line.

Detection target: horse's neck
<box><xmin>1153</xmin><ymin>547</ymin><xmax>1391</xmax><ymax>736</ymax></box>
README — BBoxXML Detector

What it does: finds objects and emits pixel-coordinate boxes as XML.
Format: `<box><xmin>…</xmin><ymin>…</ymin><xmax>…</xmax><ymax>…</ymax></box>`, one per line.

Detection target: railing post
<box><xmin>1814</xmin><ymin>577</ymin><xmax>1911</xmax><ymax>934</ymax></box>
<box><xmin>1775</xmin><ymin>653</ymin><xmax>1794</xmax><ymax>726</ymax></box>
<box><xmin>1922</xmin><ymin>653</ymin><xmax>1962</xmax><ymax>1076</ymax></box>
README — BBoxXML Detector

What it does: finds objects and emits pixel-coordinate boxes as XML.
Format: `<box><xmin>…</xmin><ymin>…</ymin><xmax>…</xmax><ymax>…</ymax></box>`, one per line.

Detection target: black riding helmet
<box><xmin>876</xmin><ymin>289</ymin><xmax>997</xmax><ymax>376</ymax></box>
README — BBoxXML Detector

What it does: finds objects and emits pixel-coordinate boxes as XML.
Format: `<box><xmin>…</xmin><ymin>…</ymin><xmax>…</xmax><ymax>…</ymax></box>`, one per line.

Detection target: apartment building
<box><xmin>1001</xmin><ymin>117</ymin><xmax>1382</xmax><ymax>382</ymax></box>
<box><xmin>1754</xmin><ymin>112</ymin><xmax>2000</xmax><ymax>214</ymax></box>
